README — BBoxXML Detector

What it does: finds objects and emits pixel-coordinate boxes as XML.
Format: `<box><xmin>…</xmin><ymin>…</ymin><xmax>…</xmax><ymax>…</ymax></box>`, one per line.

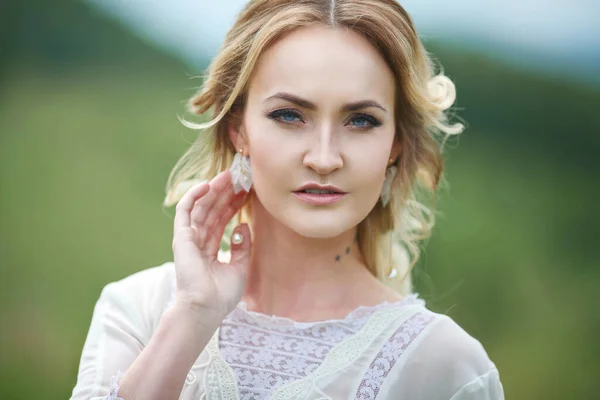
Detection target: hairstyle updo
<box><xmin>163</xmin><ymin>0</ymin><xmax>463</xmax><ymax>295</ymax></box>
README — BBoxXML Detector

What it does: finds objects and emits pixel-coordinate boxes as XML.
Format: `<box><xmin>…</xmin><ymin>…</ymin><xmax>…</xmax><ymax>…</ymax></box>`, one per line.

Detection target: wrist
<box><xmin>171</xmin><ymin>297</ymin><xmax>227</xmax><ymax>328</ymax></box>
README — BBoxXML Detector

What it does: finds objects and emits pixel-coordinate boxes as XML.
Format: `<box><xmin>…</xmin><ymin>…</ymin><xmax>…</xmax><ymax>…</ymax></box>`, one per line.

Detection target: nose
<box><xmin>303</xmin><ymin>123</ymin><xmax>343</xmax><ymax>175</ymax></box>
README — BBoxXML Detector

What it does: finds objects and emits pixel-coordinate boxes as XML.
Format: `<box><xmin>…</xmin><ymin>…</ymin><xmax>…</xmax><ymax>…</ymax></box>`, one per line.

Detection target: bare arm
<box><xmin>109</xmin><ymin>170</ymin><xmax>251</xmax><ymax>399</ymax></box>
<box><xmin>71</xmin><ymin>170</ymin><xmax>252</xmax><ymax>400</ymax></box>
<box><xmin>116</xmin><ymin>302</ymin><xmax>222</xmax><ymax>400</ymax></box>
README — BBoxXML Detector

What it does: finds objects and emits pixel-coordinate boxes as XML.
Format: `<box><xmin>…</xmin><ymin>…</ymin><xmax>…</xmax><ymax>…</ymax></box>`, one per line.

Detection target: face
<box><xmin>232</xmin><ymin>25</ymin><xmax>398</xmax><ymax>238</ymax></box>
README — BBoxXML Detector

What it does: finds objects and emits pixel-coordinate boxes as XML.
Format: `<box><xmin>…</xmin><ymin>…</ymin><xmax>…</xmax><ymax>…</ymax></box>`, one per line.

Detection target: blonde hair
<box><xmin>163</xmin><ymin>0</ymin><xmax>463</xmax><ymax>295</ymax></box>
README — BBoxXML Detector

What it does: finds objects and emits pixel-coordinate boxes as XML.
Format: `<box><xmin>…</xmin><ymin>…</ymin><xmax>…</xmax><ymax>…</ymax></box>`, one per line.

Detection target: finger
<box><xmin>191</xmin><ymin>169</ymin><xmax>238</xmax><ymax>247</ymax></box>
<box><xmin>202</xmin><ymin>191</ymin><xmax>248</xmax><ymax>255</ymax></box>
<box><xmin>210</xmin><ymin>168</ymin><xmax>234</xmax><ymax>193</ymax></box>
<box><xmin>191</xmin><ymin>172</ymin><xmax>235</xmax><ymax>230</ymax></box>
<box><xmin>198</xmin><ymin>186</ymin><xmax>236</xmax><ymax>233</ymax></box>
<box><xmin>173</xmin><ymin>181</ymin><xmax>210</xmax><ymax>234</ymax></box>
<box><xmin>193</xmin><ymin>169</ymin><xmax>233</xmax><ymax>210</ymax></box>
<box><xmin>189</xmin><ymin>169</ymin><xmax>235</xmax><ymax>230</ymax></box>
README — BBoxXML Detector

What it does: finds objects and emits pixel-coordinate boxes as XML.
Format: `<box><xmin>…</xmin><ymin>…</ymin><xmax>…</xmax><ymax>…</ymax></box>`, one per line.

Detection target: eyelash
<box><xmin>266</xmin><ymin>108</ymin><xmax>382</xmax><ymax>129</ymax></box>
<box><xmin>267</xmin><ymin>109</ymin><xmax>304</xmax><ymax>125</ymax></box>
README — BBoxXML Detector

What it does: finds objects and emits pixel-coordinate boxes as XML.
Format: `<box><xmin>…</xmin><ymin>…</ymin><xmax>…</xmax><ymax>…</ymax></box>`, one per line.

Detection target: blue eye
<box><xmin>267</xmin><ymin>109</ymin><xmax>304</xmax><ymax>124</ymax></box>
<box><xmin>348</xmin><ymin>114</ymin><xmax>382</xmax><ymax>129</ymax></box>
<box><xmin>281</xmin><ymin>112</ymin><xmax>300</xmax><ymax>122</ymax></box>
<box><xmin>351</xmin><ymin>116</ymin><xmax>370</xmax><ymax>127</ymax></box>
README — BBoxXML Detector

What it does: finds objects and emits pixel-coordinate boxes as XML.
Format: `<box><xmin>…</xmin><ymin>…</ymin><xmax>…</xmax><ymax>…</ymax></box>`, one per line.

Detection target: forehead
<box><xmin>247</xmin><ymin>25</ymin><xmax>395</xmax><ymax>105</ymax></box>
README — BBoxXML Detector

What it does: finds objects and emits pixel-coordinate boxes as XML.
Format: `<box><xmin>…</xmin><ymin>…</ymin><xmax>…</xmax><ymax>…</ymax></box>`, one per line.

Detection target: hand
<box><xmin>171</xmin><ymin>169</ymin><xmax>252</xmax><ymax>321</ymax></box>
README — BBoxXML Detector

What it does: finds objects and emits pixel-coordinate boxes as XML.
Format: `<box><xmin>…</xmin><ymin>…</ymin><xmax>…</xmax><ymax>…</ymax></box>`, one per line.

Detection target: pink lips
<box><xmin>293</xmin><ymin>191</ymin><xmax>346</xmax><ymax>205</ymax></box>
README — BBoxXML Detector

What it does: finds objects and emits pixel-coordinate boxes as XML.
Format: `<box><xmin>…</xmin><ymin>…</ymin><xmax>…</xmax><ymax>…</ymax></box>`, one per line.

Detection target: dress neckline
<box><xmin>231</xmin><ymin>293</ymin><xmax>424</xmax><ymax>329</ymax></box>
<box><xmin>207</xmin><ymin>296</ymin><xmax>428</xmax><ymax>398</ymax></box>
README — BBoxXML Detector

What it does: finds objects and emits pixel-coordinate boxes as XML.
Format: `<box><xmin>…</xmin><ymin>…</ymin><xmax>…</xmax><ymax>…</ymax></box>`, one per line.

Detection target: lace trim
<box><xmin>220</xmin><ymin>342</ymin><xmax>323</xmax><ymax>375</ymax></box>
<box><xmin>234</xmin><ymin>293</ymin><xmax>423</xmax><ymax>329</ymax></box>
<box><xmin>103</xmin><ymin>369</ymin><xmax>125</xmax><ymax>400</ymax></box>
<box><xmin>205</xmin><ymin>303</ymin><xmax>422</xmax><ymax>400</ymax></box>
<box><xmin>355</xmin><ymin>312</ymin><xmax>435</xmax><ymax>399</ymax></box>
<box><xmin>233</xmin><ymin>366</ymin><xmax>297</xmax><ymax>397</ymax></box>
<box><xmin>269</xmin><ymin>305</ymin><xmax>422</xmax><ymax>400</ymax></box>
<box><xmin>219</xmin><ymin>294</ymin><xmax>425</xmax><ymax>396</ymax></box>
<box><xmin>205</xmin><ymin>333</ymin><xmax>240</xmax><ymax>400</ymax></box>
<box><xmin>239</xmin><ymin>387</ymin><xmax>272</xmax><ymax>400</ymax></box>
<box><xmin>221</xmin><ymin>314</ymin><xmax>364</xmax><ymax>347</ymax></box>
<box><xmin>218</xmin><ymin>310</ymin><xmax>369</xmax><ymax>396</ymax></box>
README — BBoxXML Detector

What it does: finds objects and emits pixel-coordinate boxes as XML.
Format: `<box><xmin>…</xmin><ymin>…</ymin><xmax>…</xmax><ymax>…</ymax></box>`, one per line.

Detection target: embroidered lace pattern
<box><xmin>269</xmin><ymin>306</ymin><xmax>419</xmax><ymax>400</ymax></box>
<box><xmin>218</xmin><ymin>313</ymin><xmax>368</xmax><ymax>398</ymax></box>
<box><xmin>203</xmin><ymin>295</ymin><xmax>425</xmax><ymax>400</ymax></box>
<box><xmin>355</xmin><ymin>312</ymin><xmax>435</xmax><ymax>399</ymax></box>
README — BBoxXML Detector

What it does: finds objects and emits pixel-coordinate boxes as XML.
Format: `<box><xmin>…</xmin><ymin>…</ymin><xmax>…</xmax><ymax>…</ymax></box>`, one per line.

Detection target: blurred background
<box><xmin>1</xmin><ymin>0</ymin><xmax>598</xmax><ymax>399</ymax></box>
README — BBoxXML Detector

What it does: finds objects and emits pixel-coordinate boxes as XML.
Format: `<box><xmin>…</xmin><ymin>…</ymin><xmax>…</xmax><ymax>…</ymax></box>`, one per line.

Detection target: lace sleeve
<box><xmin>70</xmin><ymin>281</ymin><xmax>149</xmax><ymax>400</ymax></box>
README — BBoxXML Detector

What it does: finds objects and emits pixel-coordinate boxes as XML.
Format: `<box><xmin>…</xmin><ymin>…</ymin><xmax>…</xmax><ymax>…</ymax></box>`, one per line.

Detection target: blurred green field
<box><xmin>1</xmin><ymin>2</ymin><xmax>599</xmax><ymax>399</ymax></box>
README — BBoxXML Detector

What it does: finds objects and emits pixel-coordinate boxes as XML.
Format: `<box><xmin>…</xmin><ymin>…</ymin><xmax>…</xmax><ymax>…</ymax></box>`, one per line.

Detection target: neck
<box><xmin>241</xmin><ymin>198</ymin><xmax>396</xmax><ymax>321</ymax></box>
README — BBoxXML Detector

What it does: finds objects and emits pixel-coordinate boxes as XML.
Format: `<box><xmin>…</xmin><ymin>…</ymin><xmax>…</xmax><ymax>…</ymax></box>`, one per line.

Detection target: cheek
<box><xmin>348</xmin><ymin>137</ymin><xmax>392</xmax><ymax>188</ymax></box>
<box><xmin>246</xmin><ymin>121</ymin><xmax>295</xmax><ymax>193</ymax></box>
<box><xmin>355</xmin><ymin>159</ymin><xmax>387</xmax><ymax>209</ymax></box>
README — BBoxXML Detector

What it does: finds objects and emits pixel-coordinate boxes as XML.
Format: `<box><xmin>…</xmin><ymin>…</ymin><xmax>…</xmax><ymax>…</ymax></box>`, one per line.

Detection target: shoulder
<box><xmin>410</xmin><ymin>309</ymin><xmax>504</xmax><ymax>398</ymax></box>
<box><xmin>381</xmin><ymin>306</ymin><xmax>504</xmax><ymax>399</ymax></box>
<box><xmin>379</xmin><ymin>300</ymin><xmax>495</xmax><ymax>372</ymax></box>
<box><xmin>418</xmin><ymin>309</ymin><xmax>497</xmax><ymax>375</ymax></box>
<box><xmin>102</xmin><ymin>261</ymin><xmax>175</xmax><ymax>297</ymax></box>
<box><xmin>97</xmin><ymin>261</ymin><xmax>177</xmax><ymax>334</ymax></box>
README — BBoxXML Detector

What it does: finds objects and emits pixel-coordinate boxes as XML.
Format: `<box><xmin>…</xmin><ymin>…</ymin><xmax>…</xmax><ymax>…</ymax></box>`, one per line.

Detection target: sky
<box><xmin>88</xmin><ymin>0</ymin><xmax>600</xmax><ymax>83</ymax></box>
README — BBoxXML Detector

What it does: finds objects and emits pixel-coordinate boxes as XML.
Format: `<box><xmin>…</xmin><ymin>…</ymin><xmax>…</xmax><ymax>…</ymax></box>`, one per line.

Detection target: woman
<box><xmin>71</xmin><ymin>0</ymin><xmax>505</xmax><ymax>399</ymax></box>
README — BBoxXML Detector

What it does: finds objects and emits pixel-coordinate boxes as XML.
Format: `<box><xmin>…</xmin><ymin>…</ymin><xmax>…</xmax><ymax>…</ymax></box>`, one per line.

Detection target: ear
<box><xmin>227</xmin><ymin>111</ymin><xmax>249</xmax><ymax>153</ymax></box>
<box><xmin>389</xmin><ymin>136</ymin><xmax>402</xmax><ymax>163</ymax></box>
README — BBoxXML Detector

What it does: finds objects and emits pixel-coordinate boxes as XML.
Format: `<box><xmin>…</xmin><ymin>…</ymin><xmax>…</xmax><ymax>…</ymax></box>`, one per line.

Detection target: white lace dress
<box><xmin>70</xmin><ymin>262</ymin><xmax>505</xmax><ymax>400</ymax></box>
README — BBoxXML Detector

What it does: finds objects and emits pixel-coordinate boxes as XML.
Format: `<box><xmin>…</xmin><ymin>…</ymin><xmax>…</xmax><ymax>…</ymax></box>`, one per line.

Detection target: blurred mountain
<box><xmin>2</xmin><ymin>0</ymin><xmax>598</xmax><ymax>172</ymax></box>
<box><xmin>0</xmin><ymin>0</ymin><xmax>188</xmax><ymax>77</ymax></box>
<box><xmin>84</xmin><ymin>0</ymin><xmax>600</xmax><ymax>87</ymax></box>
<box><xmin>1</xmin><ymin>0</ymin><xmax>598</xmax><ymax>171</ymax></box>
<box><xmin>403</xmin><ymin>0</ymin><xmax>600</xmax><ymax>85</ymax></box>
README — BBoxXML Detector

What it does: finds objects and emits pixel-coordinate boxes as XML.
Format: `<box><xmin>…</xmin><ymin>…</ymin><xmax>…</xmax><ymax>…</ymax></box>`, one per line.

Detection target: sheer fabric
<box><xmin>70</xmin><ymin>262</ymin><xmax>504</xmax><ymax>400</ymax></box>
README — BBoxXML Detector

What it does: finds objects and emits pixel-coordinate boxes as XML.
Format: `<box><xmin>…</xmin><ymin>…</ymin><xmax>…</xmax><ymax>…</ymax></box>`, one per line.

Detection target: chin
<box><xmin>283</xmin><ymin>208</ymin><xmax>362</xmax><ymax>239</ymax></box>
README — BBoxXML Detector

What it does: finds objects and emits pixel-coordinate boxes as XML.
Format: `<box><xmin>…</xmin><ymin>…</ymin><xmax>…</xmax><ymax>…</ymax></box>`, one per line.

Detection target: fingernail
<box><xmin>231</xmin><ymin>231</ymin><xmax>243</xmax><ymax>245</ymax></box>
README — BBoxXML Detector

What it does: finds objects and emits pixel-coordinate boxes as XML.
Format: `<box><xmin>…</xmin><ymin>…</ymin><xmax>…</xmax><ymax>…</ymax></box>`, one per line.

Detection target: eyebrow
<box><xmin>264</xmin><ymin>92</ymin><xmax>388</xmax><ymax>113</ymax></box>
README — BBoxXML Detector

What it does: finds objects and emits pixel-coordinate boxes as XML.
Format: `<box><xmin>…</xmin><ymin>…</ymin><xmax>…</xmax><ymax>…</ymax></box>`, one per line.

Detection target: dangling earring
<box><xmin>230</xmin><ymin>148</ymin><xmax>253</xmax><ymax>194</ymax></box>
<box><xmin>380</xmin><ymin>157</ymin><xmax>398</xmax><ymax>207</ymax></box>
